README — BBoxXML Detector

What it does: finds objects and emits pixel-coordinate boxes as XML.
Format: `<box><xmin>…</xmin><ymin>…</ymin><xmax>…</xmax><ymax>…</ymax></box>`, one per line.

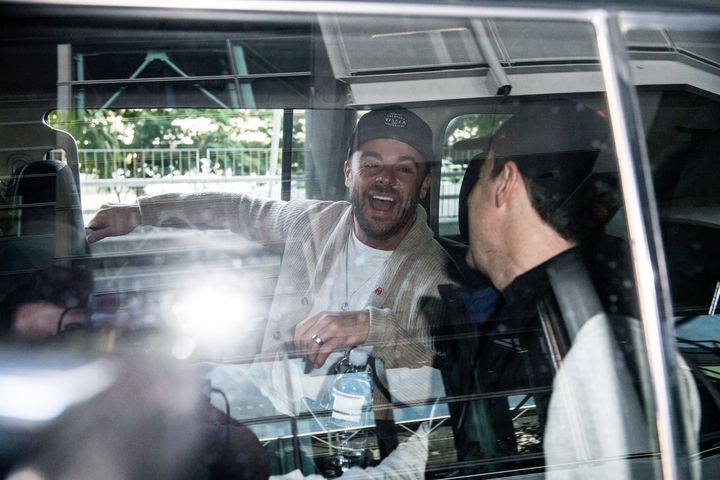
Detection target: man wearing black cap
<box><xmin>452</xmin><ymin>100</ymin><xmax>702</xmax><ymax>479</ymax></box>
<box><xmin>88</xmin><ymin>106</ymin><xmax>455</xmax><ymax>374</ymax></box>
<box><xmin>445</xmin><ymin>100</ymin><xmax>623</xmax><ymax>472</ymax></box>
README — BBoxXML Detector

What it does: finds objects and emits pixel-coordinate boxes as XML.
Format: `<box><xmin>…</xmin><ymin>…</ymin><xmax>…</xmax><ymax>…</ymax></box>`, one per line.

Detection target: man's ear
<box><xmin>343</xmin><ymin>160</ymin><xmax>352</xmax><ymax>188</ymax></box>
<box><xmin>419</xmin><ymin>172</ymin><xmax>431</xmax><ymax>200</ymax></box>
<box><xmin>495</xmin><ymin>161</ymin><xmax>521</xmax><ymax>207</ymax></box>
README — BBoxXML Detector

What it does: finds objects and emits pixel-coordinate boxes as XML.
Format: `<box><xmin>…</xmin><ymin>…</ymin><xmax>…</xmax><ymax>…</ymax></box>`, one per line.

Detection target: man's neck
<box><xmin>491</xmin><ymin>222</ymin><xmax>576</xmax><ymax>291</ymax></box>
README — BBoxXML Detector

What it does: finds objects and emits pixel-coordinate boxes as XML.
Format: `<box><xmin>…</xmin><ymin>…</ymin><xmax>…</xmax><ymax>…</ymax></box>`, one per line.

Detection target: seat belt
<box><xmin>545</xmin><ymin>249</ymin><xmax>604</xmax><ymax>344</ymax></box>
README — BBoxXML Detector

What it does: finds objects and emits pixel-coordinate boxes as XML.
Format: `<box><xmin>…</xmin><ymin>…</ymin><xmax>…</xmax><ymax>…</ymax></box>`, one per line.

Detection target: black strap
<box><xmin>368</xmin><ymin>355</ymin><xmax>399</xmax><ymax>458</ymax></box>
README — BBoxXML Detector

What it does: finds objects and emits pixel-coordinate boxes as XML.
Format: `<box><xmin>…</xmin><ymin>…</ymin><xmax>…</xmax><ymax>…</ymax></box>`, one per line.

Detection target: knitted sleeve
<box><xmin>138</xmin><ymin>192</ymin><xmax>319</xmax><ymax>243</ymax></box>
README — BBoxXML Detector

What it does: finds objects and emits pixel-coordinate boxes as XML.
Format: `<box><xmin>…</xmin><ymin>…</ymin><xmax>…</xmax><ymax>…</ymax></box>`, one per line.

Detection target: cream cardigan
<box><xmin>139</xmin><ymin>192</ymin><xmax>457</xmax><ymax>369</ymax></box>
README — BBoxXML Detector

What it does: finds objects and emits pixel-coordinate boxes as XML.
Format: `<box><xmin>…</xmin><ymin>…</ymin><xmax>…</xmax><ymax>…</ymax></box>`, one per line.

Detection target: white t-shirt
<box><xmin>225</xmin><ymin>232</ymin><xmax>392</xmax><ymax>418</ymax></box>
<box><xmin>312</xmin><ymin>231</ymin><xmax>393</xmax><ymax>316</ymax></box>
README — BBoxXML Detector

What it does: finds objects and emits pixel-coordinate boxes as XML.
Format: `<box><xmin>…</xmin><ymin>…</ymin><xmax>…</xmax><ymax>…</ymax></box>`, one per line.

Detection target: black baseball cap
<box><xmin>348</xmin><ymin>106</ymin><xmax>435</xmax><ymax>164</ymax></box>
<box><xmin>459</xmin><ymin>100</ymin><xmax>611</xmax><ymax>240</ymax></box>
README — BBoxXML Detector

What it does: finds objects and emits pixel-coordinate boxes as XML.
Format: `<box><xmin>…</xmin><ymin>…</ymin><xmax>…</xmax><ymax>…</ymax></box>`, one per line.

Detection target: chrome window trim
<box><xmin>594</xmin><ymin>11</ymin><xmax>682</xmax><ymax>480</ymax></box>
<box><xmin>595</xmin><ymin>11</ymin><xmax>720</xmax><ymax>480</ymax></box>
<box><xmin>2</xmin><ymin>0</ymin><xmax>594</xmax><ymax>21</ymax></box>
<box><xmin>4</xmin><ymin>0</ymin><xmax>712</xmax><ymax>24</ymax></box>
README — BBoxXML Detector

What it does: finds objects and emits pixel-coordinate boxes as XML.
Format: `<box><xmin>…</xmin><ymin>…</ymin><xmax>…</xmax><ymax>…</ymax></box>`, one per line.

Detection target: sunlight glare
<box><xmin>171</xmin><ymin>288</ymin><xmax>252</xmax><ymax>347</ymax></box>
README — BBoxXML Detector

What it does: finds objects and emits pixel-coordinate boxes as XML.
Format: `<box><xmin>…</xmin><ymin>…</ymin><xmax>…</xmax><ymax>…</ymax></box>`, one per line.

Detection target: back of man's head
<box><xmin>0</xmin><ymin>265</ymin><xmax>94</xmax><ymax>337</ymax></box>
<box><xmin>459</xmin><ymin>100</ymin><xmax>611</xmax><ymax>241</ymax></box>
<box><xmin>348</xmin><ymin>106</ymin><xmax>434</xmax><ymax>166</ymax></box>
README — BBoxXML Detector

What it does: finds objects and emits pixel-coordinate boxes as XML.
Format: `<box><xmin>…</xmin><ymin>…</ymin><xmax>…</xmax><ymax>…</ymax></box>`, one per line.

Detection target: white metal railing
<box><xmin>439</xmin><ymin>147</ymin><xmax>477</xmax><ymax>222</ymax></box>
<box><xmin>78</xmin><ymin>148</ymin><xmax>201</xmax><ymax>179</ymax></box>
<box><xmin>207</xmin><ymin>148</ymin><xmax>278</xmax><ymax>177</ymax></box>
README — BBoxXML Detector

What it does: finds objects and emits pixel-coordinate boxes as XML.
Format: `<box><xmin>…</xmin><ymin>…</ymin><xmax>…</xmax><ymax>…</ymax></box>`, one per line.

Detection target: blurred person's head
<box><xmin>0</xmin><ymin>265</ymin><xmax>93</xmax><ymax>342</ymax></box>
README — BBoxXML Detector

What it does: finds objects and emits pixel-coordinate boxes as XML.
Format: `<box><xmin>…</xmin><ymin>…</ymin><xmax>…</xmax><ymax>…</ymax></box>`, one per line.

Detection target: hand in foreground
<box><xmin>294</xmin><ymin>310</ymin><xmax>370</xmax><ymax>369</ymax></box>
<box><xmin>87</xmin><ymin>203</ymin><xmax>141</xmax><ymax>243</ymax></box>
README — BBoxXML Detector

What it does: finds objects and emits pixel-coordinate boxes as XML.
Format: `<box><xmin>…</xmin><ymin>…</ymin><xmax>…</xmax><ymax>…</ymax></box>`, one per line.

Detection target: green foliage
<box><xmin>445</xmin><ymin>113</ymin><xmax>510</xmax><ymax>147</ymax></box>
<box><xmin>49</xmin><ymin>108</ymin><xmax>305</xmax><ymax>179</ymax></box>
<box><xmin>51</xmin><ymin>108</ymin><xmax>280</xmax><ymax>150</ymax></box>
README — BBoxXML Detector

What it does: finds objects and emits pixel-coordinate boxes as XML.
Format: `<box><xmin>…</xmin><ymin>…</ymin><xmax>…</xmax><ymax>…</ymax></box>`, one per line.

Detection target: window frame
<box><xmin>3</xmin><ymin>1</ymin><xmax>720</xmax><ymax>479</ymax></box>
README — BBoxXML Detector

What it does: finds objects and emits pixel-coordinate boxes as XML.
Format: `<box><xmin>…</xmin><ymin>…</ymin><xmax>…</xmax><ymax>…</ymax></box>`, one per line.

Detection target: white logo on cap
<box><xmin>383</xmin><ymin>112</ymin><xmax>407</xmax><ymax>128</ymax></box>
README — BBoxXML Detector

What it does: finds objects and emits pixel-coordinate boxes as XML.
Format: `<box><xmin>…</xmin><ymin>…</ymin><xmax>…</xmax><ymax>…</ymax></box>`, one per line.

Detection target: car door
<box><xmin>0</xmin><ymin>2</ymin><xmax>717</xmax><ymax>480</ymax></box>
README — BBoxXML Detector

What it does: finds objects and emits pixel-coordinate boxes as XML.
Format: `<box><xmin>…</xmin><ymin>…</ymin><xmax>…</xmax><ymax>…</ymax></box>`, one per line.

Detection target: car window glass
<box><xmin>0</xmin><ymin>4</ymin><xmax>718</xmax><ymax>480</ymax></box>
<box><xmin>49</xmin><ymin>108</ymin><xmax>308</xmax><ymax>222</ymax></box>
<box><xmin>629</xmin><ymin>21</ymin><xmax>720</xmax><ymax>478</ymax></box>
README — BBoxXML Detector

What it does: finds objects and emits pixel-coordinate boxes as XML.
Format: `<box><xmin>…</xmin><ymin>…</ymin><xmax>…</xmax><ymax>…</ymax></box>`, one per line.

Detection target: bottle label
<box><xmin>332</xmin><ymin>391</ymin><xmax>366</xmax><ymax>423</ymax></box>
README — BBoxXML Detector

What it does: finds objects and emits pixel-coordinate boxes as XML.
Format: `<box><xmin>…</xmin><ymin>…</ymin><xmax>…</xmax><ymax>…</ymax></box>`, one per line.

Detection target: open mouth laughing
<box><xmin>368</xmin><ymin>193</ymin><xmax>398</xmax><ymax>213</ymax></box>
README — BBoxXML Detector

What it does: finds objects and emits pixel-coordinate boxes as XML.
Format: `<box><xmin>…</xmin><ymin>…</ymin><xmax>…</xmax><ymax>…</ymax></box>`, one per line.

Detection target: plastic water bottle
<box><xmin>327</xmin><ymin>348</ymin><xmax>374</xmax><ymax>474</ymax></box>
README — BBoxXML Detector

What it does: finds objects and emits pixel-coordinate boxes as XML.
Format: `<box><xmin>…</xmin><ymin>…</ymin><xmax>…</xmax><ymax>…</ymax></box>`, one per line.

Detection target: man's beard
<box><xmin>351</xmin><ymin>187</ymin><xmax>420</xmax><ymax>242</ymax></box>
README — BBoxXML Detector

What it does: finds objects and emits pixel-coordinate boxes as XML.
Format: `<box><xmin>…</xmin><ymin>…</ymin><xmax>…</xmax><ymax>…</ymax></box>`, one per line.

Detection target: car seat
<box><xmin>0</xmin><ymin>159</ymin><xmax>88</xmax><ymax>294</ymax></box>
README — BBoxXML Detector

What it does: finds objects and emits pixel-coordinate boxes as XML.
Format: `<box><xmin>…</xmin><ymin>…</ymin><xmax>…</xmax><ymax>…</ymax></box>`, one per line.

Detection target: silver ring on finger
<box><xmin>311</xmin><ymin>334</ymin><xmax>325</xmax><ymax>346</ymax></box>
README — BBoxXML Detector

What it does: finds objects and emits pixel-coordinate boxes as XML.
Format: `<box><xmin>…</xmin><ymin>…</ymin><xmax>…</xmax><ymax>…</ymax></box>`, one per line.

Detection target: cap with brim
<box><xmin>349</xmin><ymin>106</ymin><xmax>434</xmax><ymax>163</ymax></box>
<box><xmin>459</xmin><ymin>100</ymin><xmax>610</xmax><ymax>240</ymax></box>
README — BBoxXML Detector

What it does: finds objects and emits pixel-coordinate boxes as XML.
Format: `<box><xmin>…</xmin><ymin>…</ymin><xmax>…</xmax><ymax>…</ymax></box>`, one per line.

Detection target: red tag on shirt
<box><xmin>375</xmin><ymin>287</ymin><xmax>383</xmax><ymax>296</ymax></box>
